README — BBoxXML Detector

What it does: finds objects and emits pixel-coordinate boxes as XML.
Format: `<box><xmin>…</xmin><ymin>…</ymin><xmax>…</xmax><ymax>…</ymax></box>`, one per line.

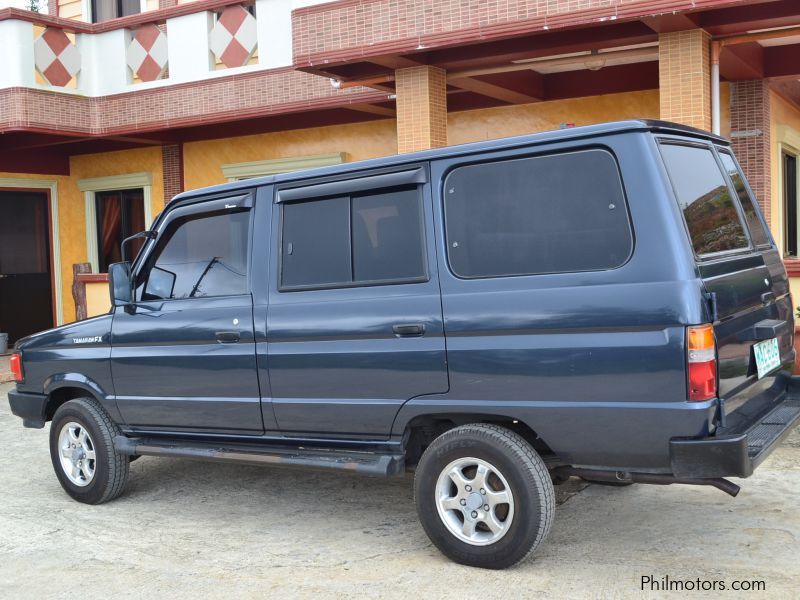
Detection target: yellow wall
<box><xmin>58</xmin><ymin>0</ymin><xmax>83</xmax><ymax>21</ymax></box>
<box><xmin>185</xmin><ymin>88</ymin><xmax>669</xmax><ymax>190</ymax></box>
<box><xmin>769</xmin><ymin>90</ymin><xmax>800</xmax><ymax>301</ymax></box>
<box><xmin>0</xmin><ymin>171</ymin><xmax>75</xmax><ymax>323</ymax></box>
<box><xmin>183</xmin><ymin>119</ymin><xmax>399</xmax><ymax>190</ymax></box>
<box><xmin>0</xmin><ymin>146</ymin><xmax>163</xmax><ymax>325</ymax></box>
<box><xmin>3</xmin><ymin>86</ymin><xmax>731</xmax><ymax>324</ymax></box>
<box><xmin>85</xmin><ymin>281</ymin><xmax>112</xmax><ymax>317</ymax></box>
<box><xmin>770</xmin><ymin>91</ymin><xmax>800</xmax><ymax>255</ymax></box>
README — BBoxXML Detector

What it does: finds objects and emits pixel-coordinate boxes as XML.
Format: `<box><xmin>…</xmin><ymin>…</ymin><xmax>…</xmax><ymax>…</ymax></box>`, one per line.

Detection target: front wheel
<box><xmin>49</xmin><ymin>397</ymin><xmax>130</xmax><ymax>505</ymax></box>
<box><xmin>414</xmin><ymin>424</ymin><xmax>555</xmax><ymax>569</ymax></box>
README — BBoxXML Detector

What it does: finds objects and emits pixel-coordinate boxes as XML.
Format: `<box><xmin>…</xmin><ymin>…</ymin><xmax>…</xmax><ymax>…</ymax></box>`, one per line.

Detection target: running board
<box><xmin>113</xmin><ymin>436</ymin><xmax>405</xmax><ymax>477</ymax></box>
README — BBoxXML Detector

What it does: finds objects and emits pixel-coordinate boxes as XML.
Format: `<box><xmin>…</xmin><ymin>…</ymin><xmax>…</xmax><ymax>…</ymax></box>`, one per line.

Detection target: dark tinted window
<box><xmin>443</xmin><ymin>149</ymin><xmax>632</xmax><ymax>278</ymax></box>
<box><xmin>281</xmin><ymin>186</ymin><xmax>426</xmax><ymax>289</ymax></box>
<box><xmin>660</xmin><ymin>143</ymin><xmax>748</xmax><ymax>256</ymax></box>
<box><xmin>718</xmin><ymin>151</ymin><xmax>770</xmax><ymax>247</ymax></box>
<box><xmin>281</xmin><ymin>197</ymin><xmax>351</xmax><ymax>287</ymax></box>
<box><xmin>352</xmin><ymin>189</ymin><xmax>425</xmax><ymax>282</ymax></box>
<box><xmin>139</xmin><ymin>209</ymin><xmax>249</xmax><ymax>300</ymax></box>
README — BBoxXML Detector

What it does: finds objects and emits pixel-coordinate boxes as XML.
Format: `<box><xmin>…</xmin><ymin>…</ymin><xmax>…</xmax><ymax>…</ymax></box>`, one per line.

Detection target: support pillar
<box><xmin>395</xmin><ymin>66</ymin><xmax>447</xmax><ymax>153</ymax></box>
<box><xmin>730</xmin><ymin>80</ymin><xmax>772</xmax><ymax>220</ymax></box>
<box><xmin>162</xmin><ymin>144</ymin><xmax>184</xmax><ymax>203</ymax></box>
<box><xmin>659</xmin><ymin>30</ymin><xmax>712</xmax><ymax>131</ymax></box>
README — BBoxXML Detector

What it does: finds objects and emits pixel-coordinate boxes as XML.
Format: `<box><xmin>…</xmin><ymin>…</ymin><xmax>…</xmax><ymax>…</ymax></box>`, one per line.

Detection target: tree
<box><xmin>25</xmin><ymin>0</ymin><xmax>42</xmax><ymax>13</ymax></box>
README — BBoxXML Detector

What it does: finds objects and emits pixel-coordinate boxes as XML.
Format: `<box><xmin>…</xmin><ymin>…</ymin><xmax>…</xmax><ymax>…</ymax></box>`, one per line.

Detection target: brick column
<box><xmin>659</xmin><ymin>30</ymin><xmax>712</xmax><ymax>131</ymax></box>
<box><xmin>162</xmin><ymin>144</ymin><xmax>184</xmax><ymax>203</ymax></box>
<box><xmin>730</xmin><ymin>80</ymin><xmax>772</xmax><ymax>221</ymax></box>
<box><xmin>395</xmin><ymin>66</ymin><xmax>447</xmax><ymax>153</ymax></box>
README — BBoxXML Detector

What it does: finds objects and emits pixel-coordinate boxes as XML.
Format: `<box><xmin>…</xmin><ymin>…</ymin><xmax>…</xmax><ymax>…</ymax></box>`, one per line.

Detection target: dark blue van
<box><xmin>8</xmin><ymin>120</ymin><xmax>800</xmax><ymax>569</ymax></box>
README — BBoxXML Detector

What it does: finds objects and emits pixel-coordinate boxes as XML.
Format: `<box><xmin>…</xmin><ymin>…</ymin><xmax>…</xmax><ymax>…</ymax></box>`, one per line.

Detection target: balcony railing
<box><xmin>0</xmin><ymin>0</ymin><xmax>332</xmax><ymax>95</ymax></box>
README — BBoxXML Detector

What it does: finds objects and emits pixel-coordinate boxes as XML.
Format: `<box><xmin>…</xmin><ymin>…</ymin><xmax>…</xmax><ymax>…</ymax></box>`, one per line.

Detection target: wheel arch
<box><xmin>399</xmin><ymin>411</ymin><xmax>556</xmax><ymax>468</ymax></box>
<box><xmin>43</xmin><ymin>374</ymin><xmax>121</xmax><ymax>423</ymax></box>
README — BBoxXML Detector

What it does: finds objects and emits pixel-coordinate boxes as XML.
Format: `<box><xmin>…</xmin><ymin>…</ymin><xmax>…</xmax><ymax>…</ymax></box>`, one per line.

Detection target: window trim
<box><xmin>656</xmin><ymin>138</ymin><xmax>754</xmax><ymax>262</ymax></box>
<box><xmin>276</xmin><ymin>167</ymin><xmax>427</xmax><ymax>203</ymax></box>
<box><xmin>133</xmin><ymin>194</ymin><xmax>254</xmax><ymax>303</ymax></box>
<box><xmin>78</xmin><ymin>172</ymin><xmax>154</xmax><ymax>273</ymax></box>
<box><xmin>277</xmin><ymin>185</ymin><xmax>430</xmax><ymax>293</ymax></box>
<box><xmin>441</xmin><ymin>146</ymin><xmax>635</xmax><ymax>281</ymax></box>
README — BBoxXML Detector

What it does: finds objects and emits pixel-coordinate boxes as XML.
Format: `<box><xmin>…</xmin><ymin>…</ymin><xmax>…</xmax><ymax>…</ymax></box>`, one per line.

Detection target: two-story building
<box><xmin>1</xmin><ymin>0</ymin><xmax>800</xmax><ymax>342</ymax></box>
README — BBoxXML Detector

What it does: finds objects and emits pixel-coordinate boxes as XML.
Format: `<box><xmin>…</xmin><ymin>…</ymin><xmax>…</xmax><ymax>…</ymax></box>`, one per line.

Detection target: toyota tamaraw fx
<box><xmin>8</xmin><ymin>120</ymin><xmax>800</xmax><ymax>569</ymax></box>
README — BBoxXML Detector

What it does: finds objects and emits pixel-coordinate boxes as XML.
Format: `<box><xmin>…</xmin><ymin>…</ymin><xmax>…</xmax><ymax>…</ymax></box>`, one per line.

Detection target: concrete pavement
<box><xmin>1</xmin><ymin>381</ymin><xmax>798</xmax><ymax>599</ymax></box>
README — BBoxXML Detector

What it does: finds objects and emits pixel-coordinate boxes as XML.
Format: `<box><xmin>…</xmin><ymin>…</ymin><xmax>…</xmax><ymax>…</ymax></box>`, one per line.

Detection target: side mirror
<box><xmin>144</xmin><ymin>266</ymin><xmax>176</xmax><ymax>300</ymax></box>
<box><xmin>108</xmin><ymin>262</ymin><xmax>132</xmax><ymax>307</ymax></box>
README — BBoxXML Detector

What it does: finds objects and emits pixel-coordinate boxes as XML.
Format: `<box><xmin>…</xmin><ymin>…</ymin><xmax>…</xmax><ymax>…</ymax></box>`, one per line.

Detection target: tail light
<box><xmin>9</xmin><ymin>353</ymin><xmax>23</xmax><ymax>383</ymax></box>
<box><xmin>687</xmin><ymin>324</ymin><xmax>716</xmax><ymax>401</ymax></box>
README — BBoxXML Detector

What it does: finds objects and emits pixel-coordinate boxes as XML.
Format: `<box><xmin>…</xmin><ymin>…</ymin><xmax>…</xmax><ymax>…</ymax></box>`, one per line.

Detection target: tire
<box><xmin>414</xmin><ymin>424</ymin><xmax>555</xmax><ymax>569</ymax></box>
<box><xmin>49</xmin><ymin>397</ymin><xmax>130</xmax><ymax>505</ymax></box>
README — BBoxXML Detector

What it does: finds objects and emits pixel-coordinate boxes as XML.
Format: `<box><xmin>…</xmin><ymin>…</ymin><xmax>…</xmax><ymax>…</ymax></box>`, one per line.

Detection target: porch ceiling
<box><xmin>303</xmin><ymin>0</ymin><xmax>800</xmax><ymax>112</ymax></box>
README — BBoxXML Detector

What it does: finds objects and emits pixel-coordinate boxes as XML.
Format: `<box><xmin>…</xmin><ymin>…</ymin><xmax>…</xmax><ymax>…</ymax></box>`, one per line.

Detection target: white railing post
<box><xmin>79</xmin><ymin>29</ymin><xmax>129</xmax><ymax>95</ymax></box>
<box><xmin>0</xmin><ymin>20</ymin><xmax>36</xmax><ymax>88</ymax></box>
<box><xmin>167</xmin><ymin>11</ymin><xmax>215</xmax><ymax>83</ymax></box>
<box><xmin>256</xmin><ymin>0</ymin><xmax>292</xmax><ymax>69</ymax></box>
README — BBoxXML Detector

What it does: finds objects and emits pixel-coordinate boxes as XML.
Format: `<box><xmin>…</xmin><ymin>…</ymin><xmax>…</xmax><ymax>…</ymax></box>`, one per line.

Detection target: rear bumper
<box><xmin>670</xmin><ymin>386</ymin><xmax>800</xmax><ymax>478</ymax></box>
<box><xmin>7</xmin><ymin>388</ymin><xmax>47</xmax><ymax>429</ymax></box>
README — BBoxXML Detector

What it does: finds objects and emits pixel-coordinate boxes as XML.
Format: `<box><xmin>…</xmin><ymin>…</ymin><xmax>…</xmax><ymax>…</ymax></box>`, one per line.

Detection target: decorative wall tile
<box><xmin>127</xmin><ymin>25</ymin><xmax>168</xmax><ymax>82</ymax></box>
<box><xmin>209</xmin><ymin>6</ymin><xmax>258</xmax><ymax>69</ymax></box>
<box><xmin>34</xmin><ymin>28</ymin><xmax>81</xmax><ymax>87</ymax></box>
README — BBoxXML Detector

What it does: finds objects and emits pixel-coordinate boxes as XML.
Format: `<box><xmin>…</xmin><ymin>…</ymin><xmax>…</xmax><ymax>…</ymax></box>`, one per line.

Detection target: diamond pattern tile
<box><xmin>209</xmin><ymin>5</ymin><xmax>257</xmax><ymax>68</ymax></box>
<box><xmin>34</xmin><ymin>28</ymin><xmax>81</xmax><ymax>87</ymax></box>
<box><xmin>126</xmin><ymin>24</ymin><xmax>168</xmax><ymax>82</ymax></box>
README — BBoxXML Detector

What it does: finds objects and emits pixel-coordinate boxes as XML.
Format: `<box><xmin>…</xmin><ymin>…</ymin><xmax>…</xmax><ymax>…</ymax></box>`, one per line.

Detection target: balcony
<box><xmin>0</xmin><ymin>0</ymin><xmax>390</xmax><ymax>172</ymax></box>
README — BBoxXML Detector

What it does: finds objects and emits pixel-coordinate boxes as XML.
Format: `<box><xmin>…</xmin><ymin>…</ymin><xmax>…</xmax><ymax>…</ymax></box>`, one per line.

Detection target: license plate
<box><xmin>753</xmin><ymin>338</ymin><xmax>781</xmax><ymax>379</ymax></box>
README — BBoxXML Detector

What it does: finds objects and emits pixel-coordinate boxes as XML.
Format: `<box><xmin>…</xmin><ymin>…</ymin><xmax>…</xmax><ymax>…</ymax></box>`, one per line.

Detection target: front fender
<box><xmin>43</xmin><ymin>373</ymin><xmax>123</xmax><ymax>424</ymax></box>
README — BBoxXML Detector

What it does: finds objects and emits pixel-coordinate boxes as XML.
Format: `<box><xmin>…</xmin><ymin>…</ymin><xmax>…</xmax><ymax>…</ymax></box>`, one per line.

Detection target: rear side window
<box><xmin>718</xmin><ymin>150</ymin><xmax>770</xmax><ymax>247</ymax></box>
<box><xmin>443</xmin><ymin>149</ymin><xmax>632</xmax><ymax>279</ymax></box>
<box><xmin>660</xmin><ymin>143</ymin><xmax>749</xmax><ymax>256</ymax></box>
<box><xmin>281</xmin><ymin>186</ymin><xmax>426</xmax><ymax>289</ymax></box>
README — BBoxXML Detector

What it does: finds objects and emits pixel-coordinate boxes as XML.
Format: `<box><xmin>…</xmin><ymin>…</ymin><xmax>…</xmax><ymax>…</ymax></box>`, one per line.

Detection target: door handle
<box><xmin>761</xmin><ymin>291</ymin><xmax>776</xmax><ymax>305</ymax></box>
<box><xmin>392</xmin><ymin>323</ymin><xmax>425</xmax><ymax>337</ymax></box>
<box><xmin>216</xmin><ymin>331</ymin><xmax>240</xmax><ymax>343</ymax></box>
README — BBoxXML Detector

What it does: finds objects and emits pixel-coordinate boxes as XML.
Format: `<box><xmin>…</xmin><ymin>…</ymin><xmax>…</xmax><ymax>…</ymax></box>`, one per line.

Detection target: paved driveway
<box><xmin>1</xmin><ymin>381</ymin><xmax>798</xmax><ymax>599</ymax></box>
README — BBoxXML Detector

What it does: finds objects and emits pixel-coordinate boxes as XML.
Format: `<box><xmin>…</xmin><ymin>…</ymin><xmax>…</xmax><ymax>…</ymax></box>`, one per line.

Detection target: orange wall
<box><xmin>184</xmin><ymin>87</ymin><xmax>729</xmax><ymax>191</ymax></box>
<box><xmin>0</xmin><ymin>146</ymin><xmax>163</xmax><ymax>325</ymax></box>
<box><xmin>183</xmin><ymin>119</ymin><xmax>399</xmax><ymax>190</ymax></box>
<box><xmin>3</xmin><ymin>86</ymin><xmax>735</xmax><ymax>325</ymax></box>
<box><xmin>0</xmin><ymin>171</ymin><xmax>75</xmax><ymax>324</ymax></box>
<box><xmin>769</xmin><ymin>90</ymin><xmax>800</xmax><ymax>301</ymax></box>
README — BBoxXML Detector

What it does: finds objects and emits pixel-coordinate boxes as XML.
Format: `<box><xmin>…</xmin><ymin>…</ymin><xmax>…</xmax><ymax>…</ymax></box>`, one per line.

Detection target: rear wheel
<box><xmin>49</xmin><ymin>397</ymin><xmax>129</xmax><ymax>504</ymax></box>
<box><xmin>414</xmin><ymin>424</ymin><xmax>555</xmax><ymax>569</ymax></box>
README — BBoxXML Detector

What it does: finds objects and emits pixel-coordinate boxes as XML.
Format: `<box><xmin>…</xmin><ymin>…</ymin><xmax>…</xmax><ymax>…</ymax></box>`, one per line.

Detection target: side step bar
<box><xmin>114</xmin><ymin>436</ymin><xmax>405</xmax><ymax>477</ymax></box>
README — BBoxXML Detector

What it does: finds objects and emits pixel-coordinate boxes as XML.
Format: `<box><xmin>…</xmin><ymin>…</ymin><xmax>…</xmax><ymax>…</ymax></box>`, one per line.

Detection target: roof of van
<box><xmin>169</xmin><ymin>119</ymin><xmax>725</xmax><ymax>206</ymax></box>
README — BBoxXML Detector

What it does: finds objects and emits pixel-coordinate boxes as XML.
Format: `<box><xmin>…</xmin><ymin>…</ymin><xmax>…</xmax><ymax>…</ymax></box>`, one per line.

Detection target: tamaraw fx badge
<box><xmin>72</xmin><ymin>336</ymin><xmax>103</xmax><ymax>344</ymax></box>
